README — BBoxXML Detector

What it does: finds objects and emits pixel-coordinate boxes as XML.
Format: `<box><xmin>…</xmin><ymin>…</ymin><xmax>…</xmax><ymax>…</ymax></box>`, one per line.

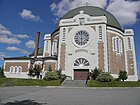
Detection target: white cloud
<box><xmin>0</xmin><ymin>24</ymin><xmax>30</xmax><ymax>44</ymax></box>
<box><xmin>25</xmin><ymin>40</ymin><xmax>35</xmax><ymax>49</ymax></box>
<box><xmin>6</xmin><ymin>46</ymin><xmax>19</xmax><ymax>51</ymax></box>
<box><xmin>19</xmin><ymin>9</ymin><xmax>42</xmax><ymax>22</ymax></box>
<box><xmin>16</xmin><ymin>34</ymin><xmax>29</xmax><ymax>38</ymax></box>
<box><xmin>106</xmin><ymin>0</ymin><xmax>140</xmax><ymax>26</ymax></box>
<box><xmin>50</xmin><ymin>0</ymin><xmax>140</xmax><ymax>26</ymax></box>
<box><xmin>0</xmin><ymin>24</ymin><xmax>12</xmax><ymax>35</ymax></box>
<box><xmin>0</xmin><ymin>35</ymin><xmax>21</xmax><ymax>44</ymax></box>
<box><xmin>6</xmin><ymin>46</ymin><xmax>30</xmax><ymax>55</ymax></box>
<box><xmin>50</xmin><ymin>0</ymin><xmax>107</xmax><ymax>17</ymax></box>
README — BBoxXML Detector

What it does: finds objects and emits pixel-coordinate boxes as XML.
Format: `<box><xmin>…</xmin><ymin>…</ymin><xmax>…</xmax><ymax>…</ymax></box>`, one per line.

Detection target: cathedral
<box><xmin>3</xmin><ymin>6</ymin><xmax>138</xmax><ymax>81</ymax></box>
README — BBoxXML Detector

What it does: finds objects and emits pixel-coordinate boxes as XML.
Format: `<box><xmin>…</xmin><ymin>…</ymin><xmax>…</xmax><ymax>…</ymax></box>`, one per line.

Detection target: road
<box><xmin>0</xmin><ymin>87</ymin><xmax>140</xmax><ymax>105</ymax></box>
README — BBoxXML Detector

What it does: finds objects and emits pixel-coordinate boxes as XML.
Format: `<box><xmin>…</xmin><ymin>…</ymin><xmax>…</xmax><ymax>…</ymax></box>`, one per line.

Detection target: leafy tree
<box><xmin>96</xmin><ymin>72</ymin><xmax>114</xmax><ymax>82</ymax></box>
<box><xmin>27</xmin><ymin>64</ymin><xmax>42</xmax><ymax>79</ymax></box>
<box><xmin>90</xmin><ymin>67</ymin><xmax>101</xmax><ymax>80</ymax></box>
<box><xmin>118</xmin><ymin>71</ymin><xmax>128</xmax><ymax>81</ymax></box>
<box><xmin>0</xmin><ymin>67</ymin><xmax>5</xmax><ymax>77</ymax></box>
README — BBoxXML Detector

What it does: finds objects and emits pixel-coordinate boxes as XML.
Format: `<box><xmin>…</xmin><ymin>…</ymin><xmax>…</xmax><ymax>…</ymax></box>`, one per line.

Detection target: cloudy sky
<box><xmin>0</xmin><ymin>0</ymin><xmax>140</xmax><ymax>77</ymax></box>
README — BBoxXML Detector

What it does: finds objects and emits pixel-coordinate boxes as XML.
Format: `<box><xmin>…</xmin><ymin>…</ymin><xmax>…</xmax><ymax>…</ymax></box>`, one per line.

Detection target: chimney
<box><xmin>34</xmin><ymin>32</ymin><xmax>40</xmax><ymax>58</ymax></box>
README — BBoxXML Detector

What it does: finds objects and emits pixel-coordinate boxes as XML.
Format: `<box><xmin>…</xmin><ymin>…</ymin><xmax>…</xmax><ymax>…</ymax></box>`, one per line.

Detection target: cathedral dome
<box><xmin>62</xmin><ymin>6</ymin><xmax>121</xmax><ymax>29</ymax></box>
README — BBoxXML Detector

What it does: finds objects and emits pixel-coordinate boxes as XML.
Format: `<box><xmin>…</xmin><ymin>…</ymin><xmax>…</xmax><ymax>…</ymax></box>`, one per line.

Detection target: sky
<box><xmin>0</xmin><ymin>0</ymin><xmax>140</xmax><ymax>78</ymax></box>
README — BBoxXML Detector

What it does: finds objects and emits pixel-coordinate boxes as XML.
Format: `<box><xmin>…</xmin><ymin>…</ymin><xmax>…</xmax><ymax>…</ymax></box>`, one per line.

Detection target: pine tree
<box><xmin>118</xmin><ymin>71</ymin><xmax>128</xmax><ymax>81</ymax></box>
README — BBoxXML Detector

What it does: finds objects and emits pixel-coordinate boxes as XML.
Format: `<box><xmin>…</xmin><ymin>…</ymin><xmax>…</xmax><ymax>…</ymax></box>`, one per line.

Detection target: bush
<box><xmin>118</xmin><ymin>71</ymin><xmax>128</xmax><ymax>81</ymax></box>
<box><xmin>0</xmin><ymin>67</ymin><xmax>5</xmax><ymax>78</ymax></box>
<box><xmin>43</xmin><ymin>71</ymin><xmax>59</xmax><ymax>81</ymax></box>
<box><xmin>96</xmin><ymin>72</ymin><xmax>114</xmax><ymax>82</ymax></box>
<box><xmin>90</xmin><ymin>67</ymin><xmax>101</xmax><ymax>80</ymax></box>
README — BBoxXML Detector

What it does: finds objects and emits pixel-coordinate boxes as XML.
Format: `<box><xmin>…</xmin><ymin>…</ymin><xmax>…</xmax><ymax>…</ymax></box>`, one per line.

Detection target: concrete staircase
<box><xmin>61</xmin><ymin>80</ymin><xmax>87</xmax><ymax>87</ymax></box>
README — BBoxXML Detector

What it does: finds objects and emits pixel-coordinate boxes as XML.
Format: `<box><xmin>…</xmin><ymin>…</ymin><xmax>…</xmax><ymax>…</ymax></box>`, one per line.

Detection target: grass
<box><xmin>0</xmin><ymin>77</ymin><xmax>61</xmax><ymax>87</ymax></box>
<box><xmin>87</xmin><ymin>80</ymin><xmax>140</xmax><ymax>87</ymax></box>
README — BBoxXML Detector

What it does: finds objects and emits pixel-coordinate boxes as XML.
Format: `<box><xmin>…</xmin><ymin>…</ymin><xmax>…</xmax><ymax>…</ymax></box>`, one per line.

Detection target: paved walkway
<box><xmin>61</xmin><ymin>80</ymin><xmax>87</xmax><ymax>87</ymax></box>
<box><xmin>0</xmin><ymin>87</ymin><xmax>140</xmax><ymax>105</ymax></box>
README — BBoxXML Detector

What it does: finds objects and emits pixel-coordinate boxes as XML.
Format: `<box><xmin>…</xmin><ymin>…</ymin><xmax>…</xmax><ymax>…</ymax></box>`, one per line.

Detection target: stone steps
<box><xmin>61</xmin><ymin>80</ymin><xmax>87</xmax><ymax>87</ymax></box>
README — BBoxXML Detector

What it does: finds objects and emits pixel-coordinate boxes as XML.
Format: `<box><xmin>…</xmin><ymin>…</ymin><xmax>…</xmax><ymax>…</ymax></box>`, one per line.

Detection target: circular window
<box><xmin>74</xmin><ymin>30</ymin><xmax>89</xmax><ymax>46</ymax></box>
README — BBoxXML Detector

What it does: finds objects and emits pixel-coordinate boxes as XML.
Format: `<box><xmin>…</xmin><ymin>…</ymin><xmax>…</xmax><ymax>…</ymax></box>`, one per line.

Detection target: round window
<box><xmin>74</xmin><ymin>30</ymin><xmax>89</xmax><ymax>46</ymax></box>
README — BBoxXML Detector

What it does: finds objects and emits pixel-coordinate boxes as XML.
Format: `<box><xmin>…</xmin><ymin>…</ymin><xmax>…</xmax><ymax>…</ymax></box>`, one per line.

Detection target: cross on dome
<box><xmin>79</xmin><ymin>10</ymin><xmax>84</xmax><ymax>14</ymax></box>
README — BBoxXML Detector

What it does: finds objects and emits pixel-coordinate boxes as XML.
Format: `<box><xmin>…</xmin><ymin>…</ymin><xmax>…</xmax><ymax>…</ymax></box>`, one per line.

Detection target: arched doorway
<box><xmin>73</xmin><ymin>58</ymin><xmax>89</xmax><ymax>80</ymax></box>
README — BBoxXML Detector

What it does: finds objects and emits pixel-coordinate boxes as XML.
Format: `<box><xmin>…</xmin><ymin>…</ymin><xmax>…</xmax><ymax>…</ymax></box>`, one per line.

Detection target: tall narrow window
<box><xmin>128</xmin><ymin>37</ymin><xmax>131</xmax><ymax>50</ymax></box>
<box><xmin>99</xmin><ymin>26</ymin><xmax>102</xmax><ymax>40</ymax></box>
<box><xmin>62</xmin><ymin>28</ymin><xmax>66</xmax><ymax>42</ymax></box>
<box><xmin>112</xmin><ymin>37</ymin><xmax>116</xmax><ymax>51</ymax></box>
<box><xmin>46</xmin><ymin>41</ymin><xmax>48</xmax><ymax>51</ymax></box>
<box><xmin>15</xmin><ymin>66</ymin><xmax>17</xmax><ymax>73</ymax></box>
<box><xmin>119</xmin><ymin>39</ymin><xmax>122</xmax><ymax>53</ymax></box>
<box><xmin>116</xmin><ymin>38</ymin><xmax>119</xmax><ymax>53</ymax></box>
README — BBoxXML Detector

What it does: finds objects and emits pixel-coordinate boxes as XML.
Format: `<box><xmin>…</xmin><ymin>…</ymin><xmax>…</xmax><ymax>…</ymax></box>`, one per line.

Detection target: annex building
<box><xmin>3</xmin><ymin>6</ymin><xmax>138</xmax><ymax>81</ymax></box>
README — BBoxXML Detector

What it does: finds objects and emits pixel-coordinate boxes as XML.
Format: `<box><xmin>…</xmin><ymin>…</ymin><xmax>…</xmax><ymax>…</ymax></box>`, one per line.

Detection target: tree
<box><xmin>0</xmin><ymin>66</ymin><xmax>5</xmax><ymax>77</ymax></box>
<box><xmin>90</xmin><ymin>67</ymin><xmax>101</xmax><ymax>80</ymax></box>
<box><xmin>27</xmin><ymin>64</ymin><xmax>42</xmax><ymax>79</ymax></box>
<box><xmin>118</xmin><ymin>71</ymin><xmax>128</xmax><ymax>81</ymax></box>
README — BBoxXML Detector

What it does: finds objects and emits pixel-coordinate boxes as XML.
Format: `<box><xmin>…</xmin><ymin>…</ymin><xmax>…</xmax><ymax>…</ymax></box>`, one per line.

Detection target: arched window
<box><xmin>10</xmin><ymin>66</ymin><xmax>13</xmax><ymax>73</ymax></box>
<box><xmin>14</xmin><ymin>66</ymin><xmax>17</xmax><ymax>73</ymax></box>
<box><xmin>112</xmin><ymin>36</ymin><xmax>122</xmax><ymax>54</ymax></box>
<box><xmin>128</xmin><ymin>37</ymin><xmax>131</xmax><ymax>50</ymax></box>
<box><xmin>112</xmin><ymin>37</ymin><xmax>116</xmax><ymax>51</ymax></box>
<box><xmin>116</xmin><ymin>38</ymin><xmax>119</xmax><ymax>53</ymax></box>
<box><xmin>74</xmin><ymin>58</ymin><xmax>89</xmax><ymax>66</ymax></box>
<box><xmin>19</xmin><ymin>66</ymin><xmax>22</xmax><ymax>73</ymax></box>
<box><xmin>119</xmin><ymin>39</ymin><xmax>122</xmax><ymax>53</ymax></box>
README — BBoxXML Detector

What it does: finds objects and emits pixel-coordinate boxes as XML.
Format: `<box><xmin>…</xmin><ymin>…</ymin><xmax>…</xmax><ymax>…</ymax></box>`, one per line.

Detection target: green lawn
<box><xmin>0</xmin><ymin>78</ymin><xmax>61</xmax><ymax>87</ymax></box>
<box><xmin>87</xmin><ymin>80</ymin><xmax>140</xmax><ymax>87</ymax></box>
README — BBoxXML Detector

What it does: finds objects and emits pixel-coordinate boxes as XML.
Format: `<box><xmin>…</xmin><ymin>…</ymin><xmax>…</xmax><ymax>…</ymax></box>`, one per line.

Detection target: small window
<box><xmin>79</xmin><ymin>18</ymin><xmax>85</xmax><ymax>25</ymax></box>
<box><xmin>128</xmin><ymin>37</ymin><xmax>131</xmax><ymax>50</ymax></box>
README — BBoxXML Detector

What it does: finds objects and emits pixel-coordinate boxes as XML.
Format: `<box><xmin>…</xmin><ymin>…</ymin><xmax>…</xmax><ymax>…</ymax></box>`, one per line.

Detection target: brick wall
<box><xmin>107</xmin><ymin>32</ymin><xmax>125</xmax><ymax>74</ymax></box>
<box><xmin>5</xmin><ymin>62</ymin><xmax>29</xmax><ymax>72</ymax></box>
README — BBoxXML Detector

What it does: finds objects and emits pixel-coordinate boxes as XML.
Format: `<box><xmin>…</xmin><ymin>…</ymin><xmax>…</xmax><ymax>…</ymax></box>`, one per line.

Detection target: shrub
<box><xmin>118</xmin><ymin>71</ymin><xmax>128</xmax><ymax>81</ymax></box>
<box><xmin>43</xmin><ymin>71</ymin><xmax>59</xmax><ymax>81</ymax></box>
<box><xmin>0</xmin><ymin>67</ymin><xmax>5</xmax><ymax>78</ymax></box>
<box><xmin>90</xmin><ymin>67</ymin><xmax>101</xmax><ymax>80</ymax></box>
<box><xmin>96</xmin><ymin>72</ymin><xmax>114</xmax><ymax>82</ymax></box>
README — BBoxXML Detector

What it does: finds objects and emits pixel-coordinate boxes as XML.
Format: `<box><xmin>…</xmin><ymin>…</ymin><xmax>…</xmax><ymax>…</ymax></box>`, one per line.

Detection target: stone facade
<box><xmin>127</xmin><ymin>50</ymin><xmax>134</xmax><ymax>75</ymax></box>
<box><xmin>98</xmin><ymin>42</ymin><xmax>105</xmax><ymax>71</ymax></box>
<box><xmin>60</xmin><ymin>43</ymin><xmax>66</xmax><ymax>70</ymax></box>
